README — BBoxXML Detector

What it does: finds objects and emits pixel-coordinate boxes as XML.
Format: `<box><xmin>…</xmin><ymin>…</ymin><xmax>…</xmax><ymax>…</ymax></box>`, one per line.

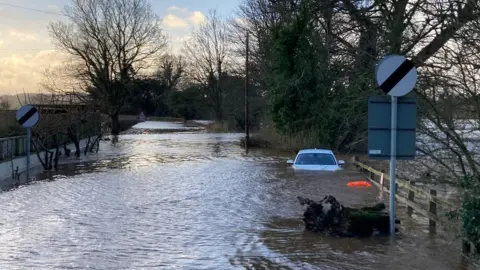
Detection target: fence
<box><xmin>353</xmin><ymin>157</ymin><xmax>477</xmax><ymax>255</ymax></box>
<box><xmin>0</xmin><ymin>136</ymin><xmax>29</xmax><ymax>161</ymax></box>
<box><xmin>0</xmin><ymin>110</ymin><xmax>25</xmax><ymax>137</ymax></box>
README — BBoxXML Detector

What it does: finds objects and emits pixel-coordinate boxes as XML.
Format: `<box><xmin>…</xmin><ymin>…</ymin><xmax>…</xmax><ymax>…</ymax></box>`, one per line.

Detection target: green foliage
<box><xmin>266</xmin><ymin>0</ymin><xmax>361</xmax><ymax>150</ymax></box>
<box><xmin>122</xmin><ymin>78</ymin><xmax>211</xmax><ymax>120</ymax></box>
<box><xmin>461</xmin><ymin>174</ymin><xmax>480</xmax><ymax>250</ymax></box>
<box><xmin>222</xmin><ymin>73</ymin><xmax>265</xmax><ymax>131</ymax></box>
<box><xmin>168</xmin><ymin>85</ymin><xmax>210</xmax><ymax>120</ymax></box>
<box><xmin>238</xmin><ymin>0</ymin><xmax>385</xmax><ymax>151</ymax></box>
<box><xmin>268</xmin><ymin>3</ymin><xmax>314</xmax><ymax>134</ymax></box>
<box><xmin>122</xmin><ymin>77</ymin><xmax>171</xmax><ymax>116</ymax></box>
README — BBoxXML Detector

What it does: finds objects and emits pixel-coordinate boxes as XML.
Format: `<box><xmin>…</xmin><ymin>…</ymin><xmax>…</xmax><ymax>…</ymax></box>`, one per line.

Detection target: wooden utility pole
<box><xmin>245</xmin><ymin>31</ymin><xmax>250</xmax><ymax>147</ymax></box>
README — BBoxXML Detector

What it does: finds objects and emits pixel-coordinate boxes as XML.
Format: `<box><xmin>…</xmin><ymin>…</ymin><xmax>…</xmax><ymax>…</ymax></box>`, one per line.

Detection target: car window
<box><xmin>295</xmin><ymin>153</ymin><xmax>337</xmax><ymax>165</ymax></box>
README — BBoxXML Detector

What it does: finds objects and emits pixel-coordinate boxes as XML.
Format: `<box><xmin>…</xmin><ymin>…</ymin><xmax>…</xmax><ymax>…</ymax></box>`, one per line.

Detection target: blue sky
<box><xmin>0</xmin><ymin>0</ymin><xmax>242</xmax><ymax>95</ymax></box>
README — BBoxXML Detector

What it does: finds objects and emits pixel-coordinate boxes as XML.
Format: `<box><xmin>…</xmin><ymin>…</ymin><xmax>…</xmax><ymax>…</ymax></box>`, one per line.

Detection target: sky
<box><xmin>0</xmin><ymin>0</ymin><xmax>242</xmax><ymax>95</ymax></box>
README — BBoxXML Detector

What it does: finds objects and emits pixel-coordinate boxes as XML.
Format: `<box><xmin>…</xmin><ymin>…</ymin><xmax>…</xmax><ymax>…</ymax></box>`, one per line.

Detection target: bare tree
<box><xmin>30</xmin><ymin>102</ymin><xmax>104</xmax><ymax>170</ymax></box>
<box><xmin>49</xmin><ymin>0</ymin><xmax>168</xmax><ymax>135</ymax></box>
<box><xmin>40</xmin><ymin>64</ymin><xmax>87</xmax><ymax>104</ymax></box>
<box><xmin>154</xmin><ymin>53</ymin><xmax>186</xmax><ymax>89</ymax></box>
<box><xmin>398</xmin><ymin>18</ymin><xmax>480</xmax><ymax>185</ymax></box>
<box><xmin>0</xmin><ymin>96</ymin><xmax>10</xmax><ymax>110</ymax></box>
<box><xmin>183</xmin><ymin>10</ymin><xmax>231</xmax><ymax>121</ymax></box>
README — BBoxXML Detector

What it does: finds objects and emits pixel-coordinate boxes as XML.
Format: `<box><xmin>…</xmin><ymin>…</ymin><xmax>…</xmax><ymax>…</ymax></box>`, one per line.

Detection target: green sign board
<box><xmin>368</xmin><ymin>96</ymin><xmax>417</xmax><ymax>160</ymax></box>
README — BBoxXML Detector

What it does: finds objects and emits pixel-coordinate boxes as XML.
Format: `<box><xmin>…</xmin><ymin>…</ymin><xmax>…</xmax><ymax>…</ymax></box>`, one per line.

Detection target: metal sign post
<box><xmin>16</xmin><ymin>105</ymin><xmax>40</xmax><ymax>181</ymax></box>
<box><xmin>374</xmin><ymin>54</ymin><xmax>418</xmax><ymax>235</ymax></box>
<box><xmin>389</xmin><ymin>95</ymin><xmax>398</xmax><ymax>233</ymax></box>
<box><xmin>26</xmin><ymin>127</ymin><xmax>31</xmax><ymax>180</ymax></box>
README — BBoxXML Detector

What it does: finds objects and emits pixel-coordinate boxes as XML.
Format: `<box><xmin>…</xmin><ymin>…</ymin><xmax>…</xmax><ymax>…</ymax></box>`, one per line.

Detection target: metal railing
<box><xmin>0</xmin><ymin>136</ymin><xmax>28</xmax><ymax>160</ymax></box>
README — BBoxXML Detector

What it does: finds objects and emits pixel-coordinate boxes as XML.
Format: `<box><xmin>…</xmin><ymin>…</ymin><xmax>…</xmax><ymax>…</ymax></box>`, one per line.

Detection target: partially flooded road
<box><xmin>0</xmin><ymin>131</ymin><xmax>473</xmax><ymax>269</ymax></box>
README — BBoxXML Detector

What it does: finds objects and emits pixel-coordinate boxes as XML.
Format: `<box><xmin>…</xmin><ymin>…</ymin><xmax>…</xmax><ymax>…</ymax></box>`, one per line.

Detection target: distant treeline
<box><xmin>118</xmin><ymin>73</ymin><xmax>264</xmax><ymax>132</ymax></box>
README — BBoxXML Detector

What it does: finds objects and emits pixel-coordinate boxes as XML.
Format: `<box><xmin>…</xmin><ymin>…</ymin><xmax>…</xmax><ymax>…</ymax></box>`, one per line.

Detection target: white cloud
<box><xmin>163</xmin><ymin>6</ymin><xmax>206</xmax><ymax>29</ymax></box>
<box><xmin>0</xmin><ymin>50</ymin><xmax>68</xmax><ymax>94</ymax></box>
<box><xmin>161</xmin><ymin>6</ymin><xmax>206</xmax><ymax>54</ymax></box>
<box><xmin>8</xmin><ymin>29</ymin><xmax>37</xmax><ymax>41</ymax></box>
<box><xmin>0</xmin><ymin>5</ymin><xmax>208</xmax><ymax>95</ymax></box>
<box><xmin>163</xmin><ymin>14</ymin><xmax>189</xmax><ymax>28</ymax></box>
<box><xmin>189</xmin><ymin>11</ymin><xmax>206</xmax><ymax>25</ymax></box>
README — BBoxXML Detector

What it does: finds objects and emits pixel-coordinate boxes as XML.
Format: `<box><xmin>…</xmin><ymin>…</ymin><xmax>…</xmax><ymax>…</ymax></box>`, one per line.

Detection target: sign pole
<box><xmin>389</xmin><ymin>95</ymin><xmax>398</xmax><ymax>235</ymax></box>
<box><xmin>26</xmin><ymin>127</ymin><xmax>31</xmax><ymax>181</ymax></box>
<box><xmin>16</xmin><ymin>104</ymin><xmax>40</xmax><ymax>182</ymax></box>
<box><xmin>245</xmin><ymin>31</ymin><xmax>250</xmax><ymax>148</ymax></box>
<box><xmin>373</xmin><ymin>54</ymin><xmax>418</xmax><ymax>236</ymax></box>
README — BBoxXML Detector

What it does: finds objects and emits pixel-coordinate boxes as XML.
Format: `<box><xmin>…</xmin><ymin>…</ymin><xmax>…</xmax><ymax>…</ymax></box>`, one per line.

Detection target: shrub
<box><xmin>461</xmin><ymin>174</ymin><xmax>480</xmax><ymax>252</ymax></box>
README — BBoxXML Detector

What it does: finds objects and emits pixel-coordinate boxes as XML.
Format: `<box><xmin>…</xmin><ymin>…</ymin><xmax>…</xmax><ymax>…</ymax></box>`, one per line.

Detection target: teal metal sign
<box><xmin>368</xmin><ymin>96</ymin><xmax>417</xmax><ymax>160</ymax></box>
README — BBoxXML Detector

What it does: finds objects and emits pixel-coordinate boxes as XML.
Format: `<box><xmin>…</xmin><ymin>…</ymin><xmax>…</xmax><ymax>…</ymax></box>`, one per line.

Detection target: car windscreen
<box><xmin>295</xmin><ymin>153</ymin><xmax>337</xmax><ymax>165</ymax></box>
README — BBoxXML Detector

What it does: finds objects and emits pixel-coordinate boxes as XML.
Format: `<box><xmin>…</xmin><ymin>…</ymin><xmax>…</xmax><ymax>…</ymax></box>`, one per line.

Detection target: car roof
<box><xmin>297</xmin><ymin>149</ymin><xmax>334</xmax><ymax>154</ymax></box>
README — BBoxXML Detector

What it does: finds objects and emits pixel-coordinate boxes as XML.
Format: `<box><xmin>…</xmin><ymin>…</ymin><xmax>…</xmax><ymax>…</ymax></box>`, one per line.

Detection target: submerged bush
<box><xmin>461</xmin><ymin>174</ymin><xmax>480</xmax><ymax>252</ymax></box>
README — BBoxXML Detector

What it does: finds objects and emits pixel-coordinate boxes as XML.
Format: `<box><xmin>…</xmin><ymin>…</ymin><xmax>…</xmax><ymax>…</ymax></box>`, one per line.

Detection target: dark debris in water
<box><xmin>298</xmin><ymin>195</ymin><xmax>400</xmax><ymax>237</ymax></box>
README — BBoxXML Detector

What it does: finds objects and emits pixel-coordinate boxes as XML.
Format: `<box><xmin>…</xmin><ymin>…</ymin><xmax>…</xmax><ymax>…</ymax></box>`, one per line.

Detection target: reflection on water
<box><xmin>0</xmin><ymin>132</ymin><xmax>475</xmax><ymax>269</ymax></box>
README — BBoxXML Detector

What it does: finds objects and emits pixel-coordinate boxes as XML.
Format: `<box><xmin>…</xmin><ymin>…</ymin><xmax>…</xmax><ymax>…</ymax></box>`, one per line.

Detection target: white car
<box><xmin>286</xmin><ymin>149</ymin><xmax>345</xmax><ymax>171</ymax></box>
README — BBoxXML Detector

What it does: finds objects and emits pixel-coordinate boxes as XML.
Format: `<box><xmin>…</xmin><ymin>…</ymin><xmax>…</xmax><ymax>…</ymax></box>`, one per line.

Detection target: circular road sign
<box><xmin>376</xmin><ymin>54</ymin><xmax>417</xmax><ymax>97</ymax></box>
<box><xmin>16</xmin><ymin>104</ymin><xmax>40</xmax><ymax>128</ymax></box>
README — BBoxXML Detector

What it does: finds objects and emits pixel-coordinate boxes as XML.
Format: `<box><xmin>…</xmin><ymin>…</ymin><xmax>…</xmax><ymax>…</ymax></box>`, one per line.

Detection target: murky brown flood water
<box><xmin>0</xmin><ymin>132</ymin><xmax>475</xmax><ymax>269</ymax></box>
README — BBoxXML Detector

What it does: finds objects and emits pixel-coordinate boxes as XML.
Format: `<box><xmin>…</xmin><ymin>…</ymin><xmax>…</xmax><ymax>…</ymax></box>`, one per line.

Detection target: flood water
<box><xmin>0</xmin><ymin>131</ymin><xmax>475</xmax><ymax>269</ymax></box>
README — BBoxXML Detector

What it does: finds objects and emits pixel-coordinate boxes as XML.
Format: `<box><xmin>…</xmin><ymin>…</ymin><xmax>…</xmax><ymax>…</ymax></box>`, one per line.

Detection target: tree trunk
<box><xmin>67</xmin><ymin>126</ymin><xmax>81</xmax><ymax>157</ymax></box>
<box><xmin>74</xmin><ymin>140</ymin><xmax>80</xmax><ymax>157</ymax></box>
<box><xmin>53</xmin><ymin>134</ymin><xmax>60</xmax><ymax>169</ymax></box>
<box><xmin>215</xmin><ymin>105</ymin><xmax>223</xmax><ymax>122</ymax></box>
<box><xmin>111</xmin><ymin>114</ymin><xmax>120</xmax><ymax>135</ymax></box>
<box><xmin>84</xmin><ymin>137</ymin><xmax>91</xmax><ymax>156</ymax></box>
<box><xmin>63</xmin><ymin>142</ymin><xmax>71</xmax><ymax>157</ymax></box>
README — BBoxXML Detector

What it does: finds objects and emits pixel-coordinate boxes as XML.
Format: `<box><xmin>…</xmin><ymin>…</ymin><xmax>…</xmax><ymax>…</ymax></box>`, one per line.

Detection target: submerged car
<box><xmin>286</xmin><ymin>149</ymin><xmax>345</xmax><ymax>171</ymax></box>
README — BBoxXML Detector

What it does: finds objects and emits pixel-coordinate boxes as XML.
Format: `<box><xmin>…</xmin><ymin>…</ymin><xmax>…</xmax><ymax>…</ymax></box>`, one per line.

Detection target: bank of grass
<box><xmin>204</xmin><ymin>121</ymin><xmax>235</xmax><ymax>133</ymax></box>
<box><xmin>147</xmin><ymin>116</ymin><xmax>184</xmax><ymax>122</ymax></box>
<box><xmin>240</xmin><ymin>124</ymin><xmax>326</xmax><ymax>152</ymax></box>
<box><xmin>118</xmin><ymin>119</ymin><xmax>140</xmax><ymax>132</ymax></box>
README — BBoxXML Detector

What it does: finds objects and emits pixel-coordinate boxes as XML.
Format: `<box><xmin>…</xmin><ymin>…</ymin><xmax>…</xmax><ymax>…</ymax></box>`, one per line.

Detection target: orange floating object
<box><xmin>347</xmin><ymin>181</ymin><xmax>371</xmax><ymax>187</ymax></box>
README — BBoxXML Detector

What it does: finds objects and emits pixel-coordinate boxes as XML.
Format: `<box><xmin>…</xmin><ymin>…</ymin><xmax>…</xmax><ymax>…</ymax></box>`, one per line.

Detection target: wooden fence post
<box><xmin>380</xmin><ymin>170</ymin><xmax>385</xmax><ymax>190</ymax></box>
<box><xmin>348</xmin><ymin>159</ymin><xmax>477</xmax><ymax>254</ymax></box>
<box><xmin>407</xmin><ymin>181</ymin><xmax>415</xmax><ymax>216</ymax></box>
<box><xmin>429</xmin><ymin>189</ymin><xmax>437</xmax><ymax>234</ymax></box>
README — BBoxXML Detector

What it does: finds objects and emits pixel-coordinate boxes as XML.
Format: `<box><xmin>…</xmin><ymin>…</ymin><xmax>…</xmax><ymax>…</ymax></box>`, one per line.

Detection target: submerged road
<box><xmin>0</xmin><ymin>128</ymin><xmax>473</xmax><ymax>269</ymax></box>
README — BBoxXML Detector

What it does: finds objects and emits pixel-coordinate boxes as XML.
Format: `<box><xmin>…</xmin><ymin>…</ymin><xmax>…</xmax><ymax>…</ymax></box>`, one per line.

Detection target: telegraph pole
<box><xmin>245</xmin><ymin>31</ymin><xmax>250</xmax><ymax>148</ymax></box>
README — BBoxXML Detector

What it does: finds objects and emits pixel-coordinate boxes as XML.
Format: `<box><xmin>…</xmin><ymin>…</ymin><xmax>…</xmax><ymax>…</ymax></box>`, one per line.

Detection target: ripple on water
<box><xmin>0</xmin><ymin>132</ymin><xmax>475</xmax><ymax>269</ymax></box>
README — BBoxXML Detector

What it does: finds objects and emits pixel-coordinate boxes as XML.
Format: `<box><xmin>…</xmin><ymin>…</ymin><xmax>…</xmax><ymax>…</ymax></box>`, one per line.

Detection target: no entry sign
<box><xmin>376</xmin><ymin>54</ymin><xmax>417</xmax><ymax>97</ymax></box>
